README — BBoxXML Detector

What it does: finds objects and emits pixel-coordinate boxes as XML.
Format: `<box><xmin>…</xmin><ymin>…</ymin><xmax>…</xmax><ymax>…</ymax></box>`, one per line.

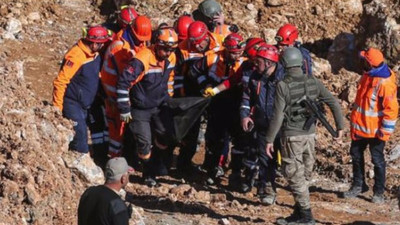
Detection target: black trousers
<box><xmin>350</xmin><ymin>138</ymin><xmax>386</xmax><ymax>194</ymax></box>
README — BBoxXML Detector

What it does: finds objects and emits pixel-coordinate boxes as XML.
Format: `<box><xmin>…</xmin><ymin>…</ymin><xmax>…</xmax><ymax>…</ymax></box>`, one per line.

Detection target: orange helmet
<box><xmin>244</xmin><ymin>37</ymin><xmax>265</xmax><ymax>58</ymax></box>
<box><xmin>174</xmin><ymin>15</ymin><xmax>194</xmax><ymax>41</ymax></box>
<box><xmin>118</xmin><ymin>6</ymin><xmax>138</xmax><ymax>28</ymax></box>
<box><xmin>223</xmin><ymin>33</ymin><xmax>244</xmax><ymax>52</ymax></box>
<box><xmin>131</xmin><ymin>15</ymin><xmax>152</xmax><ymax>42</ymax></box>
<box><xmin>156</xmin><ymin>27</ymin><xmax>178</xmax><ymax>48</ymax></box>
<box><xmin>188</xmin><ymin>21</ymin><xmax>208</xmax><ymax>45</ymax></box>
<box><xmin>85</xmin><ymin>25</ymin><xmax>109</xmax><ymax>43</ymax></box>
<box><xmin>275</xmin><ymin>23</ymin><xmax>298</xmax><ymax>45</ymax></box>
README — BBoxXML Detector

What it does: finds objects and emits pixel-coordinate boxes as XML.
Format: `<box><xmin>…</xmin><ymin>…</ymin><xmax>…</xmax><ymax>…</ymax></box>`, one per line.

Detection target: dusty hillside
<box><xmin>0</xmin><ymin>0</ymin><xmax>399</xmax><ymax>224</ymax></box>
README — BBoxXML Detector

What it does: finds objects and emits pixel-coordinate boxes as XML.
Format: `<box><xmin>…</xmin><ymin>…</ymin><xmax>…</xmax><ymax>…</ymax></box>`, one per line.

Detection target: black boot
<box><xmin>287</xmin><ymin>208</ymin><xmax>315</xmax><ymax>225</ymax></box>
<box><xmin>276</xmin><ymin>204</ymin><xmax>301</xmax><ymax>225</ymax></box>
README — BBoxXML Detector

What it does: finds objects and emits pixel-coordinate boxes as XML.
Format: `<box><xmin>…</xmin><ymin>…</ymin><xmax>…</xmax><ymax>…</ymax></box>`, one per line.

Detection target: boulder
<box><xmin>62</xmin><ymin>152</ymin><xmax>104</xmax><ymax>185</ymax></box>
<box><xmin>3</xmin><ymin>18</ymin><xmax>22</xmax><ymax>39</ymax></box>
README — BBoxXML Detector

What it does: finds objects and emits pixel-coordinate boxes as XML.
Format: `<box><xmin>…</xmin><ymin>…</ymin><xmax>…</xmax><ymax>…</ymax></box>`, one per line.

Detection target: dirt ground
<box><xmin>0</xmin><ymin>0</ymin><xmax>400</xmax><ymax>224</ymax></box>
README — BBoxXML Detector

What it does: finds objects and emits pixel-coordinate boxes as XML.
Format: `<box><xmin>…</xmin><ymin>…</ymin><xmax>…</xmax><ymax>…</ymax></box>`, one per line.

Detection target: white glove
<box><xmin>120</xmin><ymin>112</ymin><xmax>132</xmax><ymax>123</ymax></box>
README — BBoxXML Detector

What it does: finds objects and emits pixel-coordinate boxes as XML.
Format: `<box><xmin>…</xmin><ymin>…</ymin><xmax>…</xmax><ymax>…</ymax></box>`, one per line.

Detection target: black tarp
<box><xmin>163</xmin><ymin>97</ymin><xmax>210</xmax><ymax>142</ymax></box>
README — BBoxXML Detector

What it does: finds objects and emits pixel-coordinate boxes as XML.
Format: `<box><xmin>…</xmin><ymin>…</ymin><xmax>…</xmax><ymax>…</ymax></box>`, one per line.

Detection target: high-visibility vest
<box><xmin>350</xmin><ymin>70</ymin><xmax>398</xmax><ymax>141</ymax></box>
<box><xmin>100</xmin><ymin>38</ymin><xmax>144</xmax><ymax>99</ymax></box>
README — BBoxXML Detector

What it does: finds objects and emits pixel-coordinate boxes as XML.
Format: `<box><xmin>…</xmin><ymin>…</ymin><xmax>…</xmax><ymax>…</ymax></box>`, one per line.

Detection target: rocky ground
<box><xmin>0</xmin><ymin>0</ymin><xmax>400</xmax><ymax>224</ymax></box>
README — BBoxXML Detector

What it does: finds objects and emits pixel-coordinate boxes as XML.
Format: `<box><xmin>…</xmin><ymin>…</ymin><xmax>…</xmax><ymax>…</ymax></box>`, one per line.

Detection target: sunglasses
<box><xmin>159</xmin><ymin>45</ymin><xmax>176</xmax><ymax>52</ymax></box>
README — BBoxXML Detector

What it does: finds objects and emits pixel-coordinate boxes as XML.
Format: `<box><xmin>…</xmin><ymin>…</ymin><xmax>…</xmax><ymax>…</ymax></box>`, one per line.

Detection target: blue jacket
<box><xmin>116</xmin><ymin>47</ymin><xmax>176</xmax><ymax>112</ymax></box>
<box><xmin>240</xmin><ymin>63</ymin><xmax>285</xmax><ymax>128</ymax></box>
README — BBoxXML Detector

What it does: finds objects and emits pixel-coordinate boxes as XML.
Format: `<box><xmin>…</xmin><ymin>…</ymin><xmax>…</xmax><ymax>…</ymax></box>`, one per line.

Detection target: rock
<box><xmin>0</xmin><ymin>180</ymin><xmax>23</xmax><ymax>203</ymax></box>
<box><xmin>368</xmin><ymin>169</ymin><xmax>374</xmax><ymax>179</ymax></box>
<box><xmin>158</xmin><ymin>185</ymin><xmax>170</xmax><ymax>195</ymax></box>
<box><xmin>62</xmin><ymin>152</ymin><xmax>104</xmax><ymax>185</ymax></box>
<box><xmin>246</xmin><ymin>3</ymin><xmax>255</xmax><ymax>11</ymax></box>
<box><xmin>313</xmin><ymin>57</ymin><xmax>332</xmax><ymax>75</ymax></box>
<box><xmin>230</xmin><ymin>199</ymin><xmax>241</xmax><ymax>208</ymax></box>
<box><xmin>211</xmin><ymin>193</ymin><xmax>226</xmax><ymax>202</ymax></box>
<box><xmin>337</xmin><ymin>0</ymin><xmax>363</xmax><ymax>15</ymax></box>
<box><xmin>3</xmin><ymin>18</ymin><xmax>22</xmax><ymax>39</ymax></box>
<box><xmin>0</xmin><ymin>5</ymin><xmax>8</xmax><ymax>16</ymax></box>
<box><xmin>130</xmin><ymin>206</ymin><xmax>145</xmax><ymax>225</ymax></box>
<box><xmin>267</xmin><ymin>0</ymin><xmax>288</xmax><ymax>7</ymax></box>
<box><xmin>194</xmin><ymin>191</ymin><xmax>211</xmax><ymax>203</ymax></box>
<box><xmin>247</xmin><ymin>19</ymin><xmax>257</xmax><ymax>27</ymax></box>
<box><xmin>262</xmin><ymin>28</ymin><xmax>278</xmax><ymax>44</ymax></box>
<box><xmin>340</xmin><ymin>84</ymin><xmax>357</xmax><ymax>103</ymax></box>
<box><xmin>27</xmin><ymin>12</ymin><xmax>41</xmax><ymax>21</ymax></box>
<box><xmin>219</xmin><ymin>218</ymin><xmax>230</xmax><ymax>225</ymax></box>
<box><xmin>24</xmin><ymin>183</ymin><xmax>41</xmax><ymax>205</ymax></box>
<box><xmin>388</xmin><ymin>145</ymin><xmax>400</xmax><ymax>162</ymax></box>
<box><xmin>169</xmin><ymin>184</ymin><xmax>191</xmax><ymax>195</ymax></box>
<box><xmin>313</xmin><ymin>5</ymin><xmax>323</xmax><ymax>15</ymax></box>
<box><xmin>185</xmin><ymin>187</ymin><xmax>197</xmax><ymax>197</ymax></box>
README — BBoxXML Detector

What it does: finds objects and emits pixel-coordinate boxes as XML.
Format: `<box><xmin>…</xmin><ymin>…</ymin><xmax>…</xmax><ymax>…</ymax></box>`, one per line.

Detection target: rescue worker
<box><xmin>240</xmin><ymin>44</ymin><xmax>283</xmax><ymax>204</ymax></box>
<box><xmin>174</xmin><ymin>14</ymin><xmax>194</xmax><ymax>43</ymax></box>
<box><xmin>116</xmin><ymin>27</ymin><xmax>178</xmax><ymax>187</ymax></box>
<box><xmin>343</xmin><ymin>48</ymin><xmax>398</xmax><ymax>203</ymax></box>
<box><xmin>175</xmin><ymin>21</ymin><xmax>225</xmax><ymax>96</ymax></box>
<box><xmin>192</xmin><ymin>0</ymin><xmax>238</xmax><ymax>38</ymax></box>
<box><xmin>53</xmin><ymin>25</ymin><xmax>109</xmax><ymax>153</ymax></box>
<box><xmin>101</xmin><ymin>15</ymin><xmax>152</xmax><ymax>158</ymax></box>
<box><xmin>193</xmin><ymin>33</ymin><xmax>247</xmax><ymax>185</ymax></box>
<box><xmin>113</xmin><ymin>5</ymin><xmax>139</xmax><ymax>40</ymax></box>
<box><xmin>117</xmin><ymin>6</ymin><xmax>138</xmax><ymax>30</ymax></box>
<box><xmin>275</xmin><ymin>24</ymin><xmax>312</xmax><ymax>77</ymax></box>
<box><xmin>265</xmin><ymin>47</ymin><xmax>344</xmax><ymax>224</ymax></box>
<box><xmin>243</xmin><ymin>37</ymin><xmax>266</xmax><ymax>60</ymax></box>
<box><xmin>172</xmin><ymin>21</ymin><xmax>224</xmax><ymax>174</ymax></box>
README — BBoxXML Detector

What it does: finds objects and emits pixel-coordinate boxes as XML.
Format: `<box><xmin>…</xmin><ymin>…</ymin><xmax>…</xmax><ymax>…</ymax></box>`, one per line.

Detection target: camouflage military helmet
<box><xmin>280</xmin><ymin>47</ymin><xmax>303</xmax><ymax>68</ymax></box>
<box><xmin>198</xmin><ymin>0</ymin><xmax>222</xmax><ymax>19</ymax></box>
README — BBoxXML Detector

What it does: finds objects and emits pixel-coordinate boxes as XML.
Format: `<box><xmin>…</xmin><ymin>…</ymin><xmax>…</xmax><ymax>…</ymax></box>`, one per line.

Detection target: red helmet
<box><xmin>156</xmin><ymin>27</ymin><xmax>179</xmax><ymax>48</ymax></box>
<box><xmin>256</xmin><ymin>44</ymin><xmax>279</xmax><ymax>62</ymax></box>
<box><xmin>188</xmin><ymin>21</ymin><xmax>208</xmax><ymax>45</ymax></box>
<box><xmin>244</xmin><ymin>37</ymin><xmax>265</xmax><ymax>58</ymax></box>
<box><xmin>275</xmin><ymin>23</ymin><xmax>298</xmax><ymax>45</ymax></box>
<box><xmin>223</xmin><ymin>33</ymin><xmax>244</xmax><ymax>53</ymax></box>
<box><xmin>131</xmin><ymin>15</ymin><xmax>152</xmax><ymax>42</ymax></box>
<box><xmin>118</xmin><ymin>6</ymin><xmax>138</xmax><ymax>28</ymax></box>
<box><xmin>174</xmin><ymin>15</ymin><xmax>194</xmax><ymax>41</ymax></box>
<box><xmin>85</xmin><ymin>25</ymin><xmax>109</xmax><ymax>43</ymax></box>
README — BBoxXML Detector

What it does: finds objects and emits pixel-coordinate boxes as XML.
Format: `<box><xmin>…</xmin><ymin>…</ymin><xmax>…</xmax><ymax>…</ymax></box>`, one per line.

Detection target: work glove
<box><xmin>203</xmin><ymin>87</ymin><xmax>217</xmax><ymax>97</ymax></box>
<box><xmin>120</xmin><ymin>112</ymin><xmax>132</xmax><ymax>123</ymax></box>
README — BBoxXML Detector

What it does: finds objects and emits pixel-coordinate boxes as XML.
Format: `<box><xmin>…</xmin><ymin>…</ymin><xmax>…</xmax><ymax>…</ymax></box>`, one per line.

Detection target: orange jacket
<box><xmin>53</xmin><ymin>40</ymin><xmax>100</xmax><ymax>111</ymax></box>
<box><xmin>350</xmin><ymin>69</ymin><xmax>398</xmax><ymax>141</ymax></box>
<box><xmin>178</xmin><ymin>31</ymin><xmax>224</xmax><ymax>62</ymax></box>
<box><xmin>100</xmin><ymin>37</ymin><xmax>145</xmax><ymax>99</ymax></box>
<box><xmin>174</xmin><ymin>32</ymin><xmax>224</xmax><ymax>95</ymax></box>
<box><xmin>192</xmin><ymin>50</ymin><xmax>246</xmax><ymax>89</ymax></box>
<box><xmin>212</xmin><ymin>24</ymin><xmax>231</xmax><ymax>38</ymax></box>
